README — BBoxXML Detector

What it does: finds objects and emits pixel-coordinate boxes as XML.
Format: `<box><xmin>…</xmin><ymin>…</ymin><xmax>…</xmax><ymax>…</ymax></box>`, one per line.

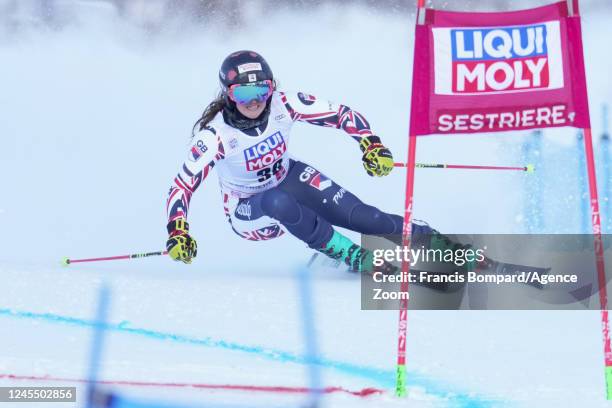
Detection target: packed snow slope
<box><xmin>1</xmin><ymin>1</ymin><xmax>611</xmax><ymax>407</ymax></box>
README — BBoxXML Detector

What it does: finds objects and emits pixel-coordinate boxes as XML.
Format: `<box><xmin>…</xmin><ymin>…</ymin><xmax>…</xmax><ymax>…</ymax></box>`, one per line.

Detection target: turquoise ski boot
<box><xmin>318</xmin><ymin>230</ymin><xmax>373</xmax><ymax>273</ymax></box>
<box><xmin>317</xmin><ymin>230</ymin><xmax>403</xmax><ymax>274</ymax></box>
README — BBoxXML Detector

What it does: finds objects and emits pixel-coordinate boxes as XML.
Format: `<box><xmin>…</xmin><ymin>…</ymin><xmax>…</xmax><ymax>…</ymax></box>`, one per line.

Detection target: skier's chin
<box><xmin>237</xmin><ymin>102</ymin><xmax>266</xmax><ymax>119</ymax></box>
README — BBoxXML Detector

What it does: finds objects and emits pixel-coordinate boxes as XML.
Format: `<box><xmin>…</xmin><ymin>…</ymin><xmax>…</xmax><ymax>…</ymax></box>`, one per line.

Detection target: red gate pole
<box><xmin>583</xmin><ymin>127</ymin><xmax>612</xmax><ymax>398</ymax></box>
<box><xmin>395</xmin><ymin>134</ymin><xmax>417</xmax><ymax>397</ymax></box>
<box><xmin>395</xmin><ymin>0</ymin><xmax>425</xmax><ymax>397</ymax></box>
<box><xmin>568</xmin><ymin>0</ymin><xmax>611</xmax><ymax>399</ymax></box>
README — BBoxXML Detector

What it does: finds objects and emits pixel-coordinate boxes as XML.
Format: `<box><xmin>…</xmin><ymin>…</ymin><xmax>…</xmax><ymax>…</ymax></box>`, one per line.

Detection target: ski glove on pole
<box><xmin>359</xmin><ymin>136</ymin><xmax>394</xmax><ymax>177</ymax></box>
<box><xmin>166</xmin><ymin>219</ymin><xmax>197</xmax><ymax>264</ymax></box>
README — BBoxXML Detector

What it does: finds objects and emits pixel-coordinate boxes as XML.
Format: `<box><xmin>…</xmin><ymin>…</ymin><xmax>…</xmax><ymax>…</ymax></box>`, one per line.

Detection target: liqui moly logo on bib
<box><xmin>433</xmin><ymin>22</ymin><xmax>564</xmax><ymax>95</ymax></box>
<box><xmin>244</xmin><ymin>132</ymin><xmax>286</xmax><ymax>171</ymax></box>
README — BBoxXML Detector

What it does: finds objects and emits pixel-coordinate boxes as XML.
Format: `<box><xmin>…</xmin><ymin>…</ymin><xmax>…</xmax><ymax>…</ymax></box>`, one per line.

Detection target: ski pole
<box><xmin>62</xmin><ymin>251</ymin><xmax>168</xmax><ymax>266</ymax></box>
<box><xmin>395</xmin><ymin>162</ymin><xmax>535</xmax><ymax>172</ymax></box>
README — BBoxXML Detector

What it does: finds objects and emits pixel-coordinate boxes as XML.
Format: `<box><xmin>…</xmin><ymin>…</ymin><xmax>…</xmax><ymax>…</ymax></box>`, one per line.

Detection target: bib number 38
<box><xmin>257</xmin><ymin>159</ymin><xmax>283</xmax><ymax>182</ymax></box>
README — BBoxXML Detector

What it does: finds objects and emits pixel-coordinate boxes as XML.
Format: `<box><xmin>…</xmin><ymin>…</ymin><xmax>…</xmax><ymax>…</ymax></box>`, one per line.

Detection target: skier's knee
<box><xmin>260</xmin><ymin>189</ymin><xmax>300</xmax><ymax>223</ymax></box>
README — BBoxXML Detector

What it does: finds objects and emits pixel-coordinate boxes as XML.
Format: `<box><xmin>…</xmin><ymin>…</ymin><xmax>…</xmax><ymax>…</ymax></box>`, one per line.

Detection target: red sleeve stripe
<box><xmin>279</xmin><ymin>92</ymin><xmax>298</xmax><ymax>120</ymax></box>
<box><xmin>296</xmin><ymin>111</ymin><xmax>337</xmax><ymax>121</ymax></box>
<box><xmin>216</xmin><ymin>136</ymin><xmax>225</xmax><ymax>159</ymax></box>
<box><xmin>169</xmin><ymin>213</ymin><xmax>185</xmax><ymax>222</ymax></box>
<box><xmin>174</xmin><ymin>176</ymin><xmax>191</xmax><ymax>192</ymax></box>
<box><xmin>166</xmin><ymin>188</ymin><xmax>181</xmax><ymax>208</ymax></box>
<box><xmin>202</xmin><ymin>164</ymin><xmax>211</xmax><ymax>179</ymax></box>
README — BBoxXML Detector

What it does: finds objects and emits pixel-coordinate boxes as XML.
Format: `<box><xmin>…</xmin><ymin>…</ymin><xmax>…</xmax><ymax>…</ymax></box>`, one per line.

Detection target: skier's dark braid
<box><xmin>192</xmin><ymin>92</ymin><xmax>224</xmax><ymax>138</ymax></box>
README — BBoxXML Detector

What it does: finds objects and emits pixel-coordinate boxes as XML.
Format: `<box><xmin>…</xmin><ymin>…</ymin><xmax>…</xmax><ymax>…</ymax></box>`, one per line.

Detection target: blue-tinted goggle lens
<box><xmin>229</xmin><ymin>81</ymin><xmax>273</xmax><ymax>104</ymax></box>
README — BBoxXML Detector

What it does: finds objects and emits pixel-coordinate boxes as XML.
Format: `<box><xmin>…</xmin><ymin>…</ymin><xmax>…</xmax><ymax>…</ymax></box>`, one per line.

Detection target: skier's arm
<box><xmin>166</xmin><ymin>128</ymin><xmax>224</xmax><ymax>223</ymax></box>
<box><xmin>166</xmin><ymin>128</ymin><xmax>225</xmax><ymax>263</ymax></box>
<box><xmin>280</xmin><ymin>91</ymin><xmax>394</xmax><ymax>177</ymax></box>
<box><xmin>280</xmin><ymin>91</ymin><xmax>375</xmax><ymax>142</ymax></box>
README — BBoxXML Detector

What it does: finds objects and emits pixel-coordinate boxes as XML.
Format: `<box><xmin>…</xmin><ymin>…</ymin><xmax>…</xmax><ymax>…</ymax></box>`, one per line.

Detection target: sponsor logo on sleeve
<box><xmin>433</xmin><ymin>22</ymin><xmax>563</xmax><ymax>95</ymax></box>
<box><xmin>243</xmin><ymin>132</ymin><xmax>287</xmax><ymax>171</ymax></box>
<box><xmin>298</xmin><ymin>92</ymin><xmax>316</xmax><ymax>105</ymax></box>
<box><xmin>189</xmin><ymin>140</ymin><xmax>208</xmax><ymax>162</ymax></box>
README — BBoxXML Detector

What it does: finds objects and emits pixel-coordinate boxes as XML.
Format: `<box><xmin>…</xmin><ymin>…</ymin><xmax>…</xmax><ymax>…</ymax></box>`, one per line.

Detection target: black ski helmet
<box><xmin>218</xmin><ymin>50</ymin><xmax>275</xmax><ymax>130</ymax></box>
<box><xmin>219</xmin><ymin>50</ymin><xmax>274</xmax><ymax>95</ymax></box>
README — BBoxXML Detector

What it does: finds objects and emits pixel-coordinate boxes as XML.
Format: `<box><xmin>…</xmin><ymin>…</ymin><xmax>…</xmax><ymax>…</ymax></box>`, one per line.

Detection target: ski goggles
<box><xmin>228</xmin><ymin>80</ymin><xmax>274</xmax><ymax>105</ymax></box>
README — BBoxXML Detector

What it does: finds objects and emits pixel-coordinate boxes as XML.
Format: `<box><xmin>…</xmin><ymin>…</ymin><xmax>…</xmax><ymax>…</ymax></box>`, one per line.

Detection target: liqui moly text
<box><xmin>243</xmin><ymin>132</ymin><xmax>286</xmax><ymax>171</ymax></box>
<box><xmin>433</xmin><ymin>22</ymin><xmax>564</xmax><ymax>95</ymax></box>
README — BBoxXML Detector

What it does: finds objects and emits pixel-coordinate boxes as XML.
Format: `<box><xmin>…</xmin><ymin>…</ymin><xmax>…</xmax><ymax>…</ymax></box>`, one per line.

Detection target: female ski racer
<box><xmin>165</xmin><ymin>50</ymin><xmax>438</xmax><ymax>272</ymax></box>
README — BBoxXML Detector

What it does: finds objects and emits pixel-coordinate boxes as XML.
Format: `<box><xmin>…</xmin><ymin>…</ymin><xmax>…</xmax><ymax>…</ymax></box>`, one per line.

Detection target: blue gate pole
<box><xmin>86</xmin><ymin>285</ymin><xmax>111</xmax><ymax>408</ymax></box>
<box><xmin>298</xmin><ymin>264</ymin><xmax>323</xmax><ymax>408</ymax></box>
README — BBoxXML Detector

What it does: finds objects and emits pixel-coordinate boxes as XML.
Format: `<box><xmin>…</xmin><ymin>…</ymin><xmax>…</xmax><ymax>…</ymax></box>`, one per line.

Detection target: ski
<box><xmin>307</xmin><ymin>252</ymin><xmax>349</xmax><ymax>272</ymax></box>
<box><xmin>480</xmin><ymin>257</ymin><xmax>551</xmax><ymax>289</ymax></box>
